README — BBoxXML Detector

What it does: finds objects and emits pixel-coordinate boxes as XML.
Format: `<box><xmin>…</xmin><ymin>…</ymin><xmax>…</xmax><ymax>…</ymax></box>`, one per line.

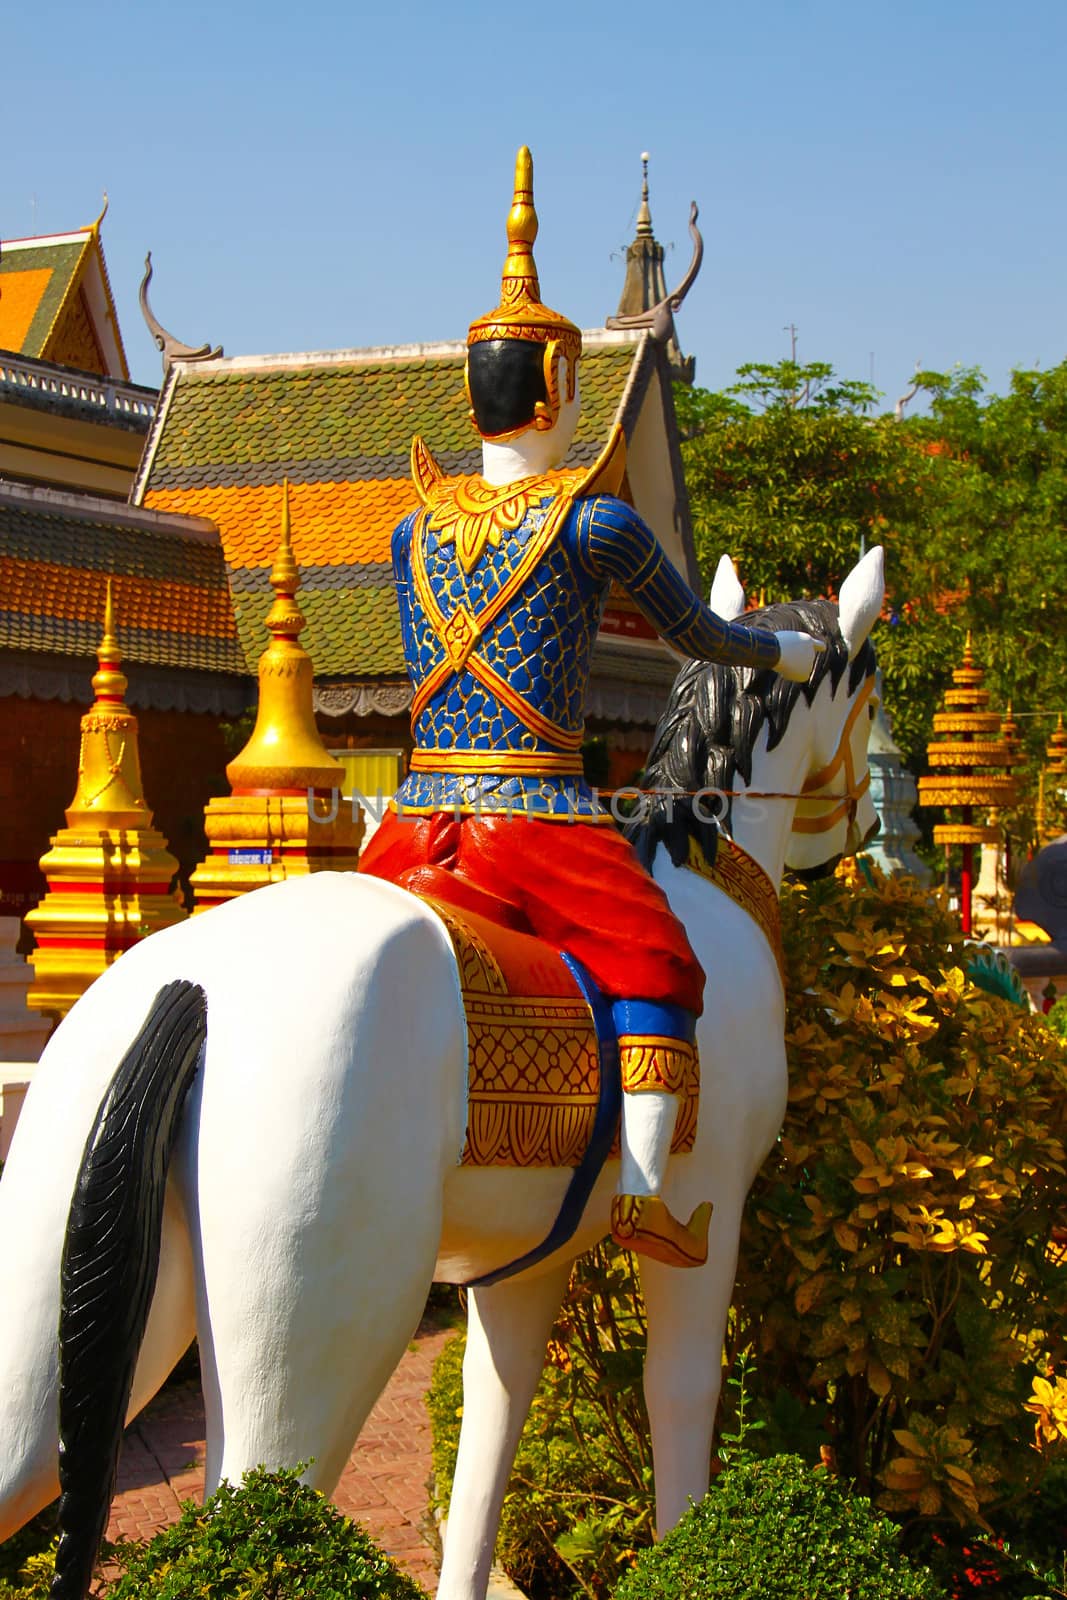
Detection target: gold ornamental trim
<box><xmin>618</xmin><ymin>1037</ymin><xmax>696</xmax><ymax>1095</ymax></box>
<box><xmin>412</xmin><ymin>463</ymin><xmax>587</xmax><ymax>574</ymax></box>
<box><xmin>918</xmin><ymin>775</ymin><xmax>1020</xmax><ymax>806</ymax></box>
<box><xmin>932</xmin><ymin>713</ymin><xmax>1002</xmax><ymax>734</ymax></box>
<box><xmin>406</xmin><ymin>432</ymin><xmax>625</xmax><ymax>750</ymax></box>
<box><xmin>409</xmin><ymin>747</ymin><xmax>583</xmax><ymax>776</ymax></box>
<box><xmin>944</xmin><ymin>686</ymin><xmax>990</xmax><ymax>707</ymax></box>
<box><xmin>466</xmin><ymin>147</ymin><xmax>581</xmax><ymax>358</ymax></box>
<box><xmin>934</xmin><ymin>824</ymin><xmax>1000</xmax><ymax>846</ymax></box>
<box><xmin>926</xmin><ymin>742</ymin><xmax>1016</xmax><ymax>767</ymax></box>
<box><xmin>419</xmin><ymin>895</ymin><xmax>695</xmax><ymax>1169</ymax></box>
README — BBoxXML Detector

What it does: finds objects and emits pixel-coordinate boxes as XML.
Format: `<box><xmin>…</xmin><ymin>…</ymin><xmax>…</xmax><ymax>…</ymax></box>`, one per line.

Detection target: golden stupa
<box><xmin>189</xmin><ymin>483</ymin><xmax>363</xmax><ymax>911</ymax></box>
<box><xmin>918</xmin><ymin>633</ymin><xmax>1020</xmax><ymax>935</ymax></box>
<box><xmin>1041</xmin><ymin>712</ymin><xmax>1067</xmax><ymax>842</ymax></box>
<box><xmin>26</xmin><ymin>583</ymin><xmax>187</xmax><ymax>1018</ymax></box>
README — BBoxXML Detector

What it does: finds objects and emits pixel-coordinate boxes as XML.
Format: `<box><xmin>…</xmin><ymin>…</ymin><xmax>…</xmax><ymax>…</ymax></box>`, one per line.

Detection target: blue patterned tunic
<box><xmin>392</xmin><ymin>484</ymin><xmax>781</xmax><ymax>820</ymax></box>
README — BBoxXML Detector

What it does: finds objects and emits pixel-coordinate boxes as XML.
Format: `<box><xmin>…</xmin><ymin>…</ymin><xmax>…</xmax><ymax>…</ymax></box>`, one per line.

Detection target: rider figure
<box><xmin>359</xmin><ymin>148</ymin><xmax>820</xmax><ymax>1268</ymax></box>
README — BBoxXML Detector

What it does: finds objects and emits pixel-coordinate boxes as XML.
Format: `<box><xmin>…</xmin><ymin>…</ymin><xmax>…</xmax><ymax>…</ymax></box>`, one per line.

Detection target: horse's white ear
<box><xmin>839</xmin><ymin>545</ymin><xmax>885</xmax><ymax>660</ymax></box>
<box><xmin>709</xmin><ymin>555</ymin><xmax>745</xmax><ymax>621</ymax></box>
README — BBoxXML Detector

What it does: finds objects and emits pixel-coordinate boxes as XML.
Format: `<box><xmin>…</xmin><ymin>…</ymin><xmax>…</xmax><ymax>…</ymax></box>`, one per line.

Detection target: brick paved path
<box><xmin>107</xmin><ymin>1323</ymin><xmax>454</xmax><ymax>1595</ymax></box>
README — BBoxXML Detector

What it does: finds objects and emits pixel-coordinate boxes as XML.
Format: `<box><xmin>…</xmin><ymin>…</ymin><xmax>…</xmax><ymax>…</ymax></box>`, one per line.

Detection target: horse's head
<box><xmin>777</xmin><ymin>546</ymin><xmax>884</xmax><ymax>876</ymax></box>
<box><xmin>631</xmin><ymin>548</ymin><xmax>884</xmax><ymax>882</ymax></box>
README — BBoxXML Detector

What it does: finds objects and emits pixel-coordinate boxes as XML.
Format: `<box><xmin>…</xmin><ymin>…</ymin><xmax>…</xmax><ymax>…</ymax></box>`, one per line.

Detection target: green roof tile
<box><xmin>149</xmin><ymin>342</ymin><xmax>638</xmax><ymax>486</ymax></box>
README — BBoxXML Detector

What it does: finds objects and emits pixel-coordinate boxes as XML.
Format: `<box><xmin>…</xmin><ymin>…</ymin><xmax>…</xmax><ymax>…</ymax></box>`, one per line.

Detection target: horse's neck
<box><xmin>721</xmin><ymin>719</ymin><xmax>810</xmax><ymax>889</ymax></box>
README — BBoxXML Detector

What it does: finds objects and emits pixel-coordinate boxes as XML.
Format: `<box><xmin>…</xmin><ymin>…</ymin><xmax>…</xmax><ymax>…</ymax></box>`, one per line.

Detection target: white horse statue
<box><xmin>0</xmin><ymin>547</ymin><xmax>883</xmax><ymax>1600</ymax></box>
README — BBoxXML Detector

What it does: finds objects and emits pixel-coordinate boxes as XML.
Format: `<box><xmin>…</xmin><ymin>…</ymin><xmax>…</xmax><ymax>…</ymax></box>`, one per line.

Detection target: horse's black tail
<box><xmin>49</xmin><ymin>980</ymin><xmax>207</xmax><ymax>1600</ymax></box>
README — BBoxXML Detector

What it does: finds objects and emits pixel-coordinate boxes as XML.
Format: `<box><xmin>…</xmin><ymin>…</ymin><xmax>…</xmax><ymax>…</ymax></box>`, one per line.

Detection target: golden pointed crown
<box><xmin>467</xmin><ymin>147</ymin><xmax>581</xmax><ymax>360</ymax></box>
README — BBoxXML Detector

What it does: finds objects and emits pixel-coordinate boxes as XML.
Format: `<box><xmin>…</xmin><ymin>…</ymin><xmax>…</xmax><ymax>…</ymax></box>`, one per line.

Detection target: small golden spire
<box><xmin>636</xmin><ymin>152</ymin><xmax>653</xmax><ymax>238</ymax></box>
<box><xmin>226</xmin><ymin>484</ymin><xmax>345</xmax><ymax>794</ymax></box>
<box><xmin>1037</xmin><ymin>768</ymin><xmax>1048</xmax><ymax>843</ymax></box>
<box><xmin>91</xmin><ymin>579</ymin><xmax>128</xmax><ymax>704</ymax></box>
<box><xmin>1048</xmin><ymin>711</ymin><xmax>1067</xmax><ymax>776</ymax></box>
<box><xmin>265</xmin><ymin>478</ymin><xmax>305</xmax><ymax>640</ymax></box>
<box><xmin>270</xmin><ymin>478</ymin><xmax>299</xmax><ymax>593</ymax></box>
<box><xmin>1001</xmin><ymin>700</ymin><xmax>1021</xmax><ymax>768</ymax></box>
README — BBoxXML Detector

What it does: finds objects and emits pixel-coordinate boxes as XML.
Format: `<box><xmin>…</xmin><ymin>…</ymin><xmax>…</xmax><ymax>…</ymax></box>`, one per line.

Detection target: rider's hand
<box><xmin>775</xmin><ymin>630</ymin><xmax>826</xmax><ymax>683</ymax></box>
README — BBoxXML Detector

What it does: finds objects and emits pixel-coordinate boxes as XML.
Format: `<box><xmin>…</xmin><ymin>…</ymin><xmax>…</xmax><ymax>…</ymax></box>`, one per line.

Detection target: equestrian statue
<box><xmin>360</xmin><ymin>146</ymin><xmax>824</xmax><ymax>1269</ymax></box>
<box><xmin>0</xmin><ymin>148</ymin><xmax>885</xmax><ymax>1600</ymax></box>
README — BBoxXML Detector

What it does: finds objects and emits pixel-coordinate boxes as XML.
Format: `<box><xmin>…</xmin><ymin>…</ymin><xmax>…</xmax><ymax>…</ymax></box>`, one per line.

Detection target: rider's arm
<box><xmin>390</xmin><ymin>511</ymin><xmax>419</xmax><ymax>659</ymax></box>
<box><xmin>574</xmin><ymin>495</ymin><xmax>781</xmax><ymax>670</ymax></box>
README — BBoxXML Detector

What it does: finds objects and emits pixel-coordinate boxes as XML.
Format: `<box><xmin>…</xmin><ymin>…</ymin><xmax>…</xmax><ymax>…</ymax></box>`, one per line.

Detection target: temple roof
<box><xmin>134</xmin><ymin>329</ymin><xmax>689</xmax><ymax>683</ymax></box>
<box><xmin>0</xmin><ymin>219</ymin><xmax>129</xmax><ymax>380</ymax></box>
<box><xmin>0</xmin><ymin>483</ymin><xmax>241</xmax><ymax>676</ymax></box>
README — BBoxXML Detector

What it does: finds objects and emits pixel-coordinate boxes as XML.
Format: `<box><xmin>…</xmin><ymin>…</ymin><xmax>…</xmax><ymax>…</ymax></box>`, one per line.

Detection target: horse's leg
<box><xmin>195</xmin><ymin>1202</ymin><xmax>441</xmax><ymax>1500</ymax></box>
<box><xmin>189</xmin><ymin>903</ymin><xmax>465</xmax><ymax>1498</ymax></box>
<box><xmin>639</xmin><ymin>1198</ymin><xmax>744</xmax><ymax>1534</ymax></box>
<box><xmin>437</xmin><ymin>1261</ymin><xmax>571</xmax><ymax>1600</ymax></box>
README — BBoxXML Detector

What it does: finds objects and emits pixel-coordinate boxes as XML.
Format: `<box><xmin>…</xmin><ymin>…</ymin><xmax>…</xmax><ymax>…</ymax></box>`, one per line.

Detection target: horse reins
<box><xmin>791</xmin><ymin>674</ymin><xmax>876</xmax><ymax>835</ymax></box>
<box><xmin>631</xmin><ymin>675</ymin><xmax>877</xmax><ymax>837</ymax></box>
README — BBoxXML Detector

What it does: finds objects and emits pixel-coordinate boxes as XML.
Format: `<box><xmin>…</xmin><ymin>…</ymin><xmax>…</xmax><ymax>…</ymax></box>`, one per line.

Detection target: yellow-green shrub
<box><xmin>735</xmin><ymin>863</ymin><xmax>1067</xmax><ymax>1524</ymax></box>
<box><xmin>428</xmin><ymin>865</ymin><xmax>1067</xmax><ymax>1594</ymax></box>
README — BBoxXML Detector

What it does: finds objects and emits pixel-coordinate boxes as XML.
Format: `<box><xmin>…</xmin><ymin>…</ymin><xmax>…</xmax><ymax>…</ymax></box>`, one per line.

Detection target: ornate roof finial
<box><xmin>1036</xmin><ymin>768</ymin><xmax>1048</xmax><ymax>842</ymax></box>
<box><xmin>636</xmin><ymin>152</ymin><xmax>653</xmax><ymax>238</ymax></box>
<box><xmin>89</xmin><ymin>191</ymin><xmax>109</xmax><ymax>235</ymax></box>
<box><xmin>607</xmin><ymin>157</ymin><xmax>701</xmax><ymax>382</ymax></box>
<box><xmin>139</xmin><ymin>251</ymin><xmax>223</xmax><ymax>376</ymax></box>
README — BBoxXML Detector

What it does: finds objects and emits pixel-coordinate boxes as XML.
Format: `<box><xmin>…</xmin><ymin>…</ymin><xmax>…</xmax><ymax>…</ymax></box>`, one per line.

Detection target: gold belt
<box><xmin>410</xmin><ymin>748</ymin><xmax>584</xmax><ymax>776</ymax></box>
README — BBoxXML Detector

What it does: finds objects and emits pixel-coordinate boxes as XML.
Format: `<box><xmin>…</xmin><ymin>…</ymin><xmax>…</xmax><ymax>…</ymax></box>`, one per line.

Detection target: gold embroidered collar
<box><xmin>419</xmin><ymin>470</ymin><xmax>585</xmax><ymax>573</ymax></box>
<box><xmin>409</xmin><ymin>427</ymin><xmax>628</xmax><ymax>574</ymax></box>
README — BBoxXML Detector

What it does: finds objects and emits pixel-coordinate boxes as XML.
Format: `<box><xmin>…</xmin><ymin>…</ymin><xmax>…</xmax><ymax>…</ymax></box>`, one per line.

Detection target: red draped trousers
<box><xmin>358</xmin><ymin>811</ymin><xmax>705</xmax><ymax>1015</ymax></box>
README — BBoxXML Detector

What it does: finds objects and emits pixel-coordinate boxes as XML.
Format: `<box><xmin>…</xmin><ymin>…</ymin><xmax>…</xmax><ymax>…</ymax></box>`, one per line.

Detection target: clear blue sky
<box><xmin>5</xmin><ymin>0</ymin><xmax>1064</xmax><ymax>403</ymax></box>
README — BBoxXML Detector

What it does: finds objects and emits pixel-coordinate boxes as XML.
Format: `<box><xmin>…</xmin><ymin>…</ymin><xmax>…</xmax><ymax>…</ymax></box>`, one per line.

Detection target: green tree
<box><xmin>679</xmin><ymin>358</ymin><xmax>1067</xmax><ymax>836</ymax></box>
<box><xmin>677</xmin><ymin>359</ymin><xmax>935</xmax><ymax>605</ymax></box>
<box><xmin>892</xmin><ymin>363</ymin><xmax>1067</xmax><ymax>796</ymax></box>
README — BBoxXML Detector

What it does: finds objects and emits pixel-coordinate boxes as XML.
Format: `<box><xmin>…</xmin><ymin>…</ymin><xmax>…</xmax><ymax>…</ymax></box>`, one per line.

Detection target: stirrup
<box><xmin>610</xmin><ymin>1193</ymin><xmax>712</xmax><ymax>1269</ymax></box>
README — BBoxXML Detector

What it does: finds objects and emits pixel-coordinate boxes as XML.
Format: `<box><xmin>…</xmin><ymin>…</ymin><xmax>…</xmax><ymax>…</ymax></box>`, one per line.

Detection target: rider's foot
<box><xmin>610</xmin><ymin>1193</ymin><xmax>712</xmax><ymax>1268</ymax></box>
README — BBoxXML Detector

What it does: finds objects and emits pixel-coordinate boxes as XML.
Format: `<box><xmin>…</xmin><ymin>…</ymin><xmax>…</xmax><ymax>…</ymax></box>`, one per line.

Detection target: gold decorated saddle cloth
<box><xmin>420</xmin><ymin>896</ymin><xmax>699</xmax><ymax>1169</ymax></box>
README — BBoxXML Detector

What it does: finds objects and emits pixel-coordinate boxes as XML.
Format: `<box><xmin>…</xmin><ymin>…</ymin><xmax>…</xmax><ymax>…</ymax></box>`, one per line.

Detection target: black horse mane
<box><xmin>626</xmin><ymin>598</ymin><xmax>877</xmax><ymax>873</ymax></box>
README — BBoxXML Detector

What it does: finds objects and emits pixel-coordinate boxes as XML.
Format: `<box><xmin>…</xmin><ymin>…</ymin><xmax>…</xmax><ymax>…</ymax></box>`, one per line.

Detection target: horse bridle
<box><xmin>790</xmin><ymin>675</ymin><xmax>876</xmax><ymax>836</ymax></box>
<box><xmin>633</xmin><ymin>673</ymin><xmax>877</xmax><ymax>835</ymax></box>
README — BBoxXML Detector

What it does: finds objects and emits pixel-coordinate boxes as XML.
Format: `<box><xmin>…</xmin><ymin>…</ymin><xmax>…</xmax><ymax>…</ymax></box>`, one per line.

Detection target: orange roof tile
<box><xmin>144</xmin><ymin>477</ymin><xmax>412</xmax><ymax>571</ymax></box>
<box><xmin>0</xmin><ymin>269</ymin><xmax>54</xmax><ymax>352</ymax></box>
<box><xmin>0</xmin><ymin>488</ymin><xmax>242</xmax><ymax>676</ymax></box>
<box><xmin>136</xmin><ymin>337</ymin><xmax>648</xmax><ymax>678</ymax></box>
<box><xmin>0</xmin><ymin>555</ymin><xmax>237</xmax><ymax>640</ymax></box>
